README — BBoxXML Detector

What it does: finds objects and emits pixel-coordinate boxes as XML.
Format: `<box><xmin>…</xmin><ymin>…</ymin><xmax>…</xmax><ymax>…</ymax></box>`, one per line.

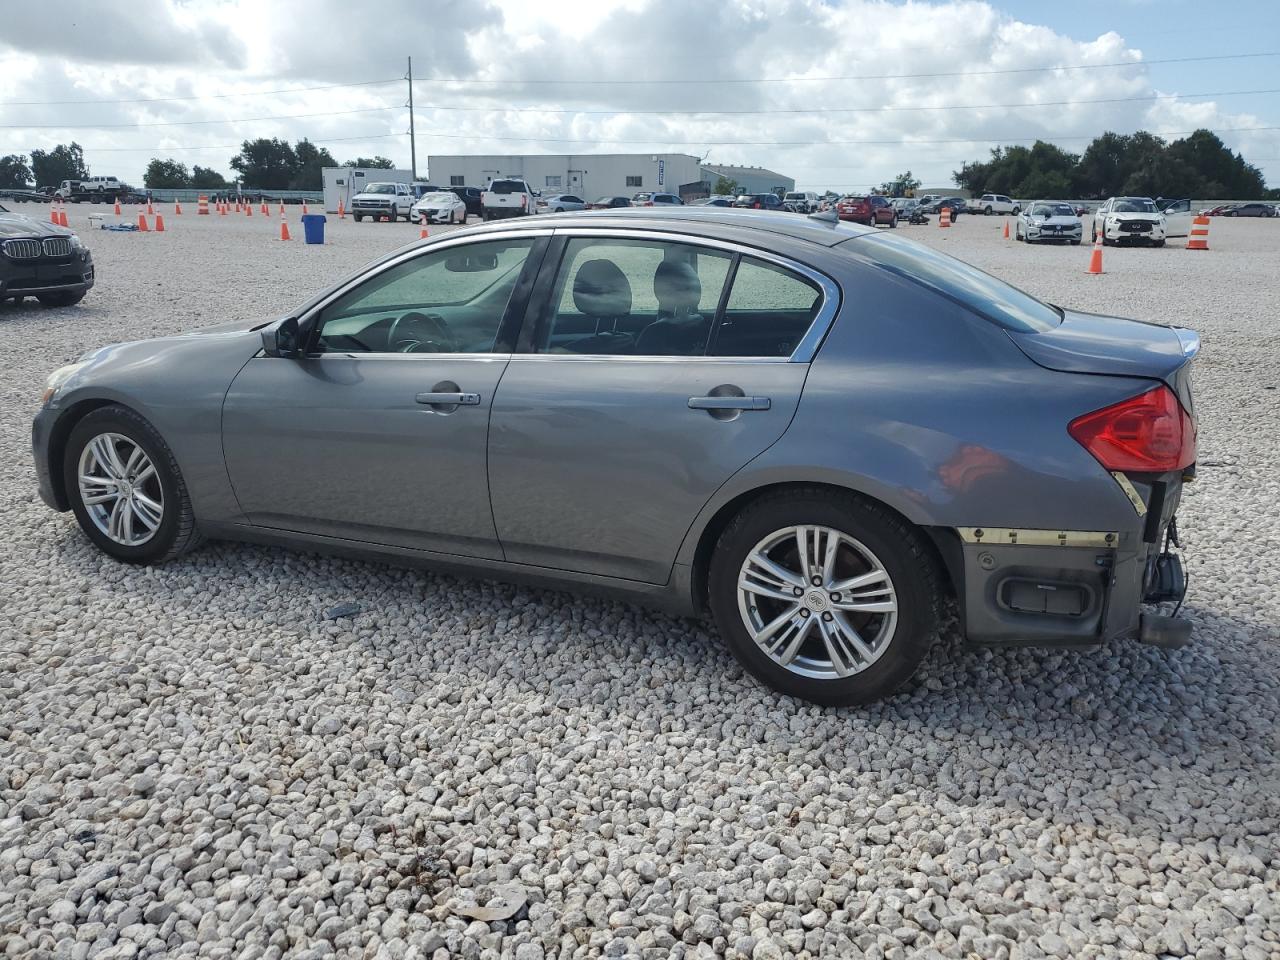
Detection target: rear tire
<box><xmin>707</xmin><ymin>489</ymin><xmax>939</xmax><ymax>706</ymax></box>
<box><xmin>63</xmin><ymin>405</ymin><xmax>203</xmax><ymax>565</ymax></box>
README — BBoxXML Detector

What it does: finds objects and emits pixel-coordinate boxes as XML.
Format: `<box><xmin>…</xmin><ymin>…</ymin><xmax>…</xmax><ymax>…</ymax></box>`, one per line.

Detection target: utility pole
<box><xmin>406</xmin><ymin>56</ymin><xmax>417</xmax><ymax>181</ymax></box>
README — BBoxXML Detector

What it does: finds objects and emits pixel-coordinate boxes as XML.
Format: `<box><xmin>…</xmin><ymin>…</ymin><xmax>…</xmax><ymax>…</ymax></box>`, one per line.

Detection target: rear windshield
<box><xmin>849</xmin><ymin>233</ymin><xmax>1062</xmax><ymax>333</ymax></box>
<box><xmin>489</xmin><ymin>180</ymin><xmax>525</xmax><ymax>193</ymax></box>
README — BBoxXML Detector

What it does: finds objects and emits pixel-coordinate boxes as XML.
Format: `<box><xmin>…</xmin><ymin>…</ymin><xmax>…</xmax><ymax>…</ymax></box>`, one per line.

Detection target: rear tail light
<box><xmin>1068</xmin><ymin>385</ymin><xmax>1195</xmax><ymax>473</ymax></box>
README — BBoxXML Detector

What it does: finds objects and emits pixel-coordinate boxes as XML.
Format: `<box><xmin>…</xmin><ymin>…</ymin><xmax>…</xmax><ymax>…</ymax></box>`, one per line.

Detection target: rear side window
<box><xmin>711</xmin><ymin>257</ymin><xmax>823</xmax><ymax>358</ymax></box>
<box><xmin>854</xmin><ymin>234</ymin><xmax>1061</xmax><ymax>333</ymax></box>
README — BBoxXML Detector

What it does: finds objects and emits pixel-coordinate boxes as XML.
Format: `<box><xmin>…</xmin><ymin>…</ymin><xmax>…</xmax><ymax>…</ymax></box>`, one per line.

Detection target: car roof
<box><xmin>466</xmin><ymin>206</ymin><xmax>877</xmax><ymax>247</ymax></box>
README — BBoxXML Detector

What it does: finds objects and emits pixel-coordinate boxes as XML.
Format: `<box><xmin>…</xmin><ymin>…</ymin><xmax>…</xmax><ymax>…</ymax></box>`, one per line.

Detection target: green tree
<box><xmin>345</xmin><ymin>156</ymin><xmax>395</xmax><ymax>169</ymax></box>
<box><xmin>290</xmin><ymin>139</ymin><xmax>337</xmax><ymax>190</ymax></box>
<box><xmin>190</xmin><ymin>166</ymin><xmax>230</xmax><ymax>190</ymax></box>
<box><xmin>0</xmin><ymin>154</ymin><xmax>33</xmax><ymax>188</ymax></box>
<box><xmin>713</xmin><ymin>175</ymin><xmax>740</xmax><ymax>196</ymax></box>
<box><xmin>30</xmin><ymin>142</ymin><xmax>88</xmax><ymax>187</ymax></box>
<box><xmin>229</xmin><ymin>138</ymin><xmax>298</xmax><ymax>190</ymax></box>
<box><xmin>144</xmin><ymin>158</ymin><xmax>192</xmax><ymax>189</ymax></box>
<box><xmin>878</xmin><ymin>170</ymin><xmax>921</xmax><ymax>198</ymax></box>
<box><xmin>1166</xmin><ymin>129</ymin><xmax>1265</xmax><ymax>198</ymax></box>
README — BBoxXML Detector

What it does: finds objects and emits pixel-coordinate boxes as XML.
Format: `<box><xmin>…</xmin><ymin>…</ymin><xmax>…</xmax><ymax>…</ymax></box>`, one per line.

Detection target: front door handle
<box><xmin>688</xmin><ymin>396</ymin><xmax>771</xmax><ymax>411</ymax></box>
<box><xmin>416</xmin><ymin>392</ymin><xmax>480</xmax><ymax>406</ymax></box>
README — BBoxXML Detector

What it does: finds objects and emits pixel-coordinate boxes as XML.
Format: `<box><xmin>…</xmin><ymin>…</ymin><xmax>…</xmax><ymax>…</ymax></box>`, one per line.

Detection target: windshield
<box><xmin>1032</xmin><ymin>203</ymin><xmax>1076</xmax><ymax>217</ymax></box>
<box><xmin>850</xmin><ymin>233</ymin><xmax>1062</xmax><ymax>333</ymax></box>
<box><xmin>421</xmin><ymin>192</ymin><xmax>455</xmax><ymax>203</ymax></box>
<box><xmin>364</xmin><ymin>183</ymin><xmax>397</xmax><ymax>194</ymax></box>
<box><xmin>1113</xmin><ymin>198</ymin><xmax>1157</xmax><ymax>213</ymax></box>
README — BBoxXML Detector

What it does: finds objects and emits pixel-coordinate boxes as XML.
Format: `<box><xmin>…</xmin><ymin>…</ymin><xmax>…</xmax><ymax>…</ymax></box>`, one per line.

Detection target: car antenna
<box><xmin>808</xmin><ymin>206</ymin><xmax>839</xmax><ymax>225</ymax></box>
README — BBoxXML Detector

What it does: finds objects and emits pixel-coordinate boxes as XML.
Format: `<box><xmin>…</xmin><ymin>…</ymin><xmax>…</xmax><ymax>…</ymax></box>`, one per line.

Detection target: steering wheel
<box><xmin>387</xmin><ymin>312</ymin><xmax>458</xmax><ymax>354</ymax></box>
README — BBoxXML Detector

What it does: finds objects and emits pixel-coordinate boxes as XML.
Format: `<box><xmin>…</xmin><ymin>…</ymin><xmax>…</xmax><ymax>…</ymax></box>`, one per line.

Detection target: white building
<box><xmin>426</xmin><ymin>154</ymin><xmax>794</xmax><ymax>201</ymax></box>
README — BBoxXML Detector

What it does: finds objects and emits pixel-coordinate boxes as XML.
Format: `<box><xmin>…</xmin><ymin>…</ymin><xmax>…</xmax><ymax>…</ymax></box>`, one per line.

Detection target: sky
<box><xmin>0</xmin><ymin>0</ymin><xmax>1277</xmax><ymax>192</ymax></box>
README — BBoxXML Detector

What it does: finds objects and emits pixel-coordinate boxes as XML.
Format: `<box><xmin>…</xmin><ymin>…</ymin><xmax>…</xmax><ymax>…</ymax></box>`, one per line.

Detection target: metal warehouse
<box><xmin>426</xmin><ymin>154</ymin><xmax>794</xmax><ymax>200</ymax></box>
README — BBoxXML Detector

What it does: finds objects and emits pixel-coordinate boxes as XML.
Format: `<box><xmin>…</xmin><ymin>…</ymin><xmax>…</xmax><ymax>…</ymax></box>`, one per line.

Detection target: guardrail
<box><xmin>144</xmin><ymin>188</ymin><xmax>324</xmax><ymax>203</ymax></box>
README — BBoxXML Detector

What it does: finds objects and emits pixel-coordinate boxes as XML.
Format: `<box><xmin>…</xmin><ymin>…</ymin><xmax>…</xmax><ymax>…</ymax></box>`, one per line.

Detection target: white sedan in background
<box><xmin>411</xmin><ymin>191</ymin><xmax>467</xmax><ymax>224</ymax></box>
<box><xmin>1014</xmin><ymin>201</ymin><xmax>1083</xmax><ymax>244</ymax></box>
<box><xmin>536</xmin><ymin>193</ymin><xmax>587</xmax><ymax>213</ymax></box>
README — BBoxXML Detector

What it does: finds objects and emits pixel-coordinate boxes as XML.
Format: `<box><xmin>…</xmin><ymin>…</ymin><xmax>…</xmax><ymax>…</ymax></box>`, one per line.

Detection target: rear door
<box><xmin>486</xmin><ymin>230</ymin><xmax>838</xmax><ymax>583</ymax></box>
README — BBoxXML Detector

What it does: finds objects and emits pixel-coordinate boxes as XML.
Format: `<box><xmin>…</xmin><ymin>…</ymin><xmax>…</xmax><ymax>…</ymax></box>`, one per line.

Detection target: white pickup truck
<box><xmin>481</xmin><ymin>178</ymin><xmax>536</xmax><ymax>221</ymax></box>
<box><xmin>350</xmin><ymin>182</ymin><xmax>415</xmax><ymax>222</ymax></box>
<box><xmin>975</xmin><ymin>193</ymin><xmax>1021</xmax><ymax>216</ymax></box>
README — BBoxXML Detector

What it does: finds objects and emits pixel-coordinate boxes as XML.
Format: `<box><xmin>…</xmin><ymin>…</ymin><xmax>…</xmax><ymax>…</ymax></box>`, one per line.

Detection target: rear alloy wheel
<box><xmin>708</xmin><ymin>490</ymin><xmax>939</xmax><ymax>706</ymax></box>
<box><xmin>63</xmin><ymin>405</ymin><xmax>202</xmax><ymax>564</ymax></box>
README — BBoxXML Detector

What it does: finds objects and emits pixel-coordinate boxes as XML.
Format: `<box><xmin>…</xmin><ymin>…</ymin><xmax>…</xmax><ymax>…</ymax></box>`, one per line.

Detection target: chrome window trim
<box><xmin>296</xmin><ymin>229</ymin><xmax>553</xmax><ymax>357</ymax></box>
<box><xmin>542</xmin><ymin>226</ymin><xmax>842</xmax><ymax>363</ymax></box>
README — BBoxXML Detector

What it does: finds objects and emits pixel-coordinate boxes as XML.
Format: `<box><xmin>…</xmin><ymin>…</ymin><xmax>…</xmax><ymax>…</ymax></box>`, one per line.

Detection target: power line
<box><xmin>407</xmin><ymin>51</ymin><xmax>1280</xmax><ymax>85</ymax></box>
<box><xmin>0</xmin><ymin>78</ymin><xmax>402</xmax><ymax>108</ymax></box>
<box><xmin>64</xmin><ymin>134</ymin><xmax>404</xmax><ymax>153</ymax></box>
<box><xmin>411</xmin><ymin>87</ymin><xmax>1280</xmax><ymax>117</ymax></box>
<box><xmin>0</xmin><ymin>106</ymin><xmax>400</xmax><ymax>130</ymax></box>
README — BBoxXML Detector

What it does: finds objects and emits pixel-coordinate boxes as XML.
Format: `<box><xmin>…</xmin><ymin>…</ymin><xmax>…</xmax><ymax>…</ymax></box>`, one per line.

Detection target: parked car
<box><xmin>890</xmin><ymin>198</ymin><xmax>919</xmax><ymax>221</ymax></box>
<box><xmin>1014</xmin><ymin>201</ymin><xmax>1083</xmax><ymax>244</ymax></box>
<box><xmin>411</xmin><ymin>190</ymin><xmax>468</xmax><ymax>225</ymax></box>
<box><xmin>1225</xmin><ymin>202</ymin><xmax>1275</xmax><ymax>217</ymax></box>
<box><xmin>588</xmin><ymin>196</ymin><xmax>632</xmax><ymax>210</ymax></box>
<box><xmin>0</xmin><ymin>188</ymin><xmax>53</xmax><ymax>203</ymax></box>
<box><xmin>481</xmin><ymin>178</ymin><xmax>536</xmax><ymax>221</ymax></box>
<box><xmin>0</xmin><ymin>201</ymin><xmax>95</xmax><ymax>306</ymax></box>
<box><xmin>54</xmin><ymin>176</ymin><xmax>125</xmax><ymax>202</ymax></box>
<box><xmin>350</xmin><ymin>181</ymin><xmax>415</xmax><ymax>222</ymax></box>
<box><xmin>783</xmin><ymin>191</ymin><xmax>820</xmax><ymax>213</ymax></box>
<box><xmin>735</xmin><ymin>193</ymin><xmax>786</xmax><ymax>211</ymax></box>
<box><xmin>694</xmin><ymin>196</ymin><xmax>736</xmax><ymax>207</ymax></box>
<box><xmin>836</xmin><ymin>195</ymin><xmax>895</xmax><ymax>227</ymax></box>
<box><xmin>536</xmin><ymin>194</ymin><xmax>587</xmax><ymax>213</ymax></box>
<box><xmin>1091</xmin><ymin>197</ymin><xmax>1167</xmax><ymax>246</ymax></box>
<box><xmin>919</xmin><ymin>197</ymin><xmax>967</xmax><ymax>217</ymax></box>
<box><xmin>1157</xmin><ymin>198</ymin><xmax>1193</xmax><ymax>238</ymax></box>
<box><xmin>634</xmin><ymin>192</ymin><xmax>683</xmax><ymax>206</ymax></box>
<box><xmin>975</xmin><ymin>194</ymin><xmax>1020</xmax><ymax>216</ymax></box>
<box><xmin>449</xmin><ymin>186</ymin><xmax>483</xmax><ymax>217</ymax></box>
<box><xmin>1200</xmin><ymin>204</ymin><xmax>1236</xmax><ymax>217</ymax></box>
<box><xmin>31</xmin><ymin>209</ymin><xmax>1198</xmax><ymax>705</ymax></box>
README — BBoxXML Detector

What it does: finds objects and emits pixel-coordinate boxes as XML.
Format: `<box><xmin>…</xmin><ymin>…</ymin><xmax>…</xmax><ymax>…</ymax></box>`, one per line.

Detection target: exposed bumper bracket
<box><xmin>1138</xmin><ymin>612</ymin><xmax>1192</xmax><ymax>649</ymax></box>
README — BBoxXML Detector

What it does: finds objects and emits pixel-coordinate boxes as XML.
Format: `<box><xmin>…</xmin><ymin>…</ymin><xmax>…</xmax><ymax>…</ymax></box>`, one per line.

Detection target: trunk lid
<box><xmin>1008</xmin><ymin>308</ymin><xmax>1197</xmax><ymax>383</ymax></box>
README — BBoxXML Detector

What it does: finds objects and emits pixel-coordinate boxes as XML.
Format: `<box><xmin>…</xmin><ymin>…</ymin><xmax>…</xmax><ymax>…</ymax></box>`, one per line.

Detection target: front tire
<box><xmin>63</xmin><ymin>405</ymin><xmax>202</xmax><ymax>564</ymax></box>
<box><xmin>707</xmin><ymin>490</ymin><xmax>939</xmax><ymax>706</ymax></box>
<box><xmin>37</xmin><ymin>290</ymin><xmax>86</xmax><ymax>307</ymax></box>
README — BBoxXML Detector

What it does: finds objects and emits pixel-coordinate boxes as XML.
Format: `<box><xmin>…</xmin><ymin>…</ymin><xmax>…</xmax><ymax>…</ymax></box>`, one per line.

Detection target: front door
<box><xmin>1162</xmin><ymin>198</ymin><xmax>1192</xmax><ymax>237</ymax></box>
<box><xmin>487</xmin><ymin>234</ymin><xmax>832</xmax><ymax>583</ymax></box>
<box><xmin>222</xmin><ymin>235</ymin><xmax>544</xmax><ymax>558</ymax></box>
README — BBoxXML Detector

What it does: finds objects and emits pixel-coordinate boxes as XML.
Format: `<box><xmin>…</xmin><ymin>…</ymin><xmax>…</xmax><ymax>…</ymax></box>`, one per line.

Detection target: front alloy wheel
<box><xmin>77</xmin><ymin>434</ymin><xmax>164</xmax><ymax>547</ymax></box>
<box><xmin>708</xmin><ymin>490</ymin><xmax>939</xmax><ymax>706</ymax></box>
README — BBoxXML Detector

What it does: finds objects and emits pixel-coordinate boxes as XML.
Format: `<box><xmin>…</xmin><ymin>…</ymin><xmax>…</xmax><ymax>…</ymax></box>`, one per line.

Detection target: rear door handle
<box><xmin>416</xmin><ymin>392</ymin><xmax>480</xmax><ymax>405</ymax></box>
<box><xmin>688</xmin><ymin>396</ymin><xmax>771</xmax><ymax>411</ymax></box>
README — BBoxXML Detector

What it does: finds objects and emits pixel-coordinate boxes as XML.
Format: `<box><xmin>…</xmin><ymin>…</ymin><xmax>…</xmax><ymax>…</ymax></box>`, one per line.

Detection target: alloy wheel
<box><xmin>736</xmin><ymin>525</ymin><xmax>898</xmax><ymax>680</ymax></box>
<box><xmin>77</xmin><ymin>433</ymin><xmax>164</xmax><ymax>546</ymax></box>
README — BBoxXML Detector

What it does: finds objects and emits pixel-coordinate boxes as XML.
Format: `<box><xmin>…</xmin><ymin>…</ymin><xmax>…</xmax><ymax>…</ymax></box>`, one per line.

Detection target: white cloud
<box><xmin>0</xmin><ymin>0</ymin><xmax>1274</xmax><ymax>190</ymax></box>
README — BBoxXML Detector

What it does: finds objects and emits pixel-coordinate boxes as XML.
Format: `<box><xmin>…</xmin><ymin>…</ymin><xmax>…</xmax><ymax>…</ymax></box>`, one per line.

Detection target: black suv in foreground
<box><xmin>0</xmin><ymin>202</ymin><xmax>95</xmax><ymax>307</ymax></box>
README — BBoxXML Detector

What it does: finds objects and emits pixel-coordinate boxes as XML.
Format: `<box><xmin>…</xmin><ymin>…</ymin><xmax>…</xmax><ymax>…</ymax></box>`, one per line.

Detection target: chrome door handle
<box><xmin>688</xmin><ymin>396</ymin><xmax>771</xmax><ymax>411</ymax></box>
<box><xmin>416</xmin><ymin>392</ymin><xmax>480</xmax><ymax>405</ymax></box>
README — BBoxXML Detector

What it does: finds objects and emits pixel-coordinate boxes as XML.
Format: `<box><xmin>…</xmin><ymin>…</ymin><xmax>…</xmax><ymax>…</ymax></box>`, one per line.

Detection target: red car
<box><xmin>1201</xmin><ymin>204</ymin><xmax>1236</xmax><ymax>217</ymax></box>
<box><xmin>836</xmin><ymin>195</ymin><xmax>896</xmax><ymax>227</ymax></box>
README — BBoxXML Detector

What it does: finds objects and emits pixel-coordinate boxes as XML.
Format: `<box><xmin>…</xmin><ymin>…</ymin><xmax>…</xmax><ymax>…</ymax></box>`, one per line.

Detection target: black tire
<box><xmin>707</xmin><ymin>489</ymin><xmax>940</xmax><ymax>707</ymax></box>
<box><xmin>1070</xmin><ymin>238</ymin><xmax>1081</xmax><ymax>245</ymax></box>
<box><xmin>984</xmin><ymin>206</ymin><xmax>992</xmax><ymax>215</ymax></box>
<box><xmin>1012</xmin><ymin>206</ymin><xmax>1020</xmax><ymax>216</ymax></box>
<box><xmin>888</xmin><ymin>215</ymin><xmax>896</xmax><ymax>228</ymax></box>
<box><xmin>62</xmin><ymin>405</ymin><xmax>203</xmax><ymax>564</ymax></box>
<box><xmin>37</xmin><ymin>290</ymin><xmax>86</xmax><ymax>307</ymax></box>
<box><xmin>354</xmin><ymin>214</ymin><xmax>364</xmax><ymax>222</ymax></box>
<box><xmin>1153</xmin><ymin>239</ymin><xmax>1165</xmax><ymax>247</ymax></box>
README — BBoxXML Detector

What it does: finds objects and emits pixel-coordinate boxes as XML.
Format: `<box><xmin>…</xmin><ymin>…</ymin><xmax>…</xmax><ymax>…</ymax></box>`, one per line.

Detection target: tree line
<box><xmin>0</xmin><ymin>138</ymin><xmax>398</xmax><ymax>191</ymax></box>
<box><xmin>952</xmin><ymin>129</ymin><xmax>1273</xmax><ymax>200</ymax></box>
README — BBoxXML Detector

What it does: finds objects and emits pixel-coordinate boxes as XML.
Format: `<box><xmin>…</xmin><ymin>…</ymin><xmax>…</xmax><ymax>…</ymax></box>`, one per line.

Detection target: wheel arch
<box><xmin>686</xmin><ymin>479</ymin><xmax>959</xmax><ymax>614</ymax></box>
<box><xmin>43</xmin><ymin>397</ymin><xmax>123</xmax><ymax>510</ymax></box>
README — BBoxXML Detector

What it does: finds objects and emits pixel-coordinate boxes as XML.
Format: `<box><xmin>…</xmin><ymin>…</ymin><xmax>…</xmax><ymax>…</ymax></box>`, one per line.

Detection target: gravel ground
<box><xmin>2</xmin><ymin>204</ymin><xmax>1278</xmax><ymax>960</ymax></box>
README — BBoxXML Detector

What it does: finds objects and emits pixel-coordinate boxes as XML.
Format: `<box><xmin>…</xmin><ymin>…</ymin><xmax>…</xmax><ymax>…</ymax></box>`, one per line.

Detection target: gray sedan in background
<box><xmin>32</xmin><ymin>209</ymin><xmax>1198</xmax><ymax>705</ymax></box>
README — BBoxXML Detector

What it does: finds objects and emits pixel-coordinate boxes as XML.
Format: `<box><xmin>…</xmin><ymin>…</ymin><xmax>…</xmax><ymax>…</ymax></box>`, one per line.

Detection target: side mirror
<box><xmin>261</xmin><ymin>316</ymin><xmax>302</xmax><ymax>358</ymax></box>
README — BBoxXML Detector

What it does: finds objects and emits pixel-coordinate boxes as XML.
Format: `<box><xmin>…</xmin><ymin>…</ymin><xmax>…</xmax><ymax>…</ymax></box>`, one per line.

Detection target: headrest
<box><xmin>573</xmin><ymin>259</ymin><xmax>632</xmax><ymax>317</ymax></box>
<box><xmin>653</xmin><ymin>259</ymin><xmax>701</xmax><ymax>313</ymax></box>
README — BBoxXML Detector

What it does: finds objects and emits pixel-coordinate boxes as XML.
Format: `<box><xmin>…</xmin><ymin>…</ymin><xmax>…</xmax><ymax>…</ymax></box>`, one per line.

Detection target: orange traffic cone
<box><xmin>260</xmin><ymin>201</ymin><xmax>268</xmax><ymax>215</ymax></box>
<box><xmin>113</xmin><ymin>199</ymin><xmax>122</xmax><ymax>216</ymax></box>
<box><xmin>174</xmin><ymin>200</ymin><xmax>183</xmax><ymax>215</ymax></box>
<box><xmin>219</xmin><ymin>203</ymin><xmax>227</xmax><ymax>216</ymax></box>
<box><xmin>302</xmin><ymin>201</ymin><xmax>309</xmax><ymax>215</ymax></box>
<box><xmin>278</xmin><ymin>202</ymin><xmax>285</xmax><ymax>216</ymax></box>
<box><xmin>235</xmin><ymin>201</ymin><xmax>242</xmax><ymax>213</ymax></box>
<box><xmin>137</xmin><ymin>213</ymin><xmax>150</xmax><ymax>232</ymax></box>
<box><xmin>1003</xmin><ymin>219</ymin><xmax>1010</xmax><ymax>239</ymax></box>
<box><xmin>419</xmin><ymin>225</ymin><xmax>429</xmax><ymax>239</ymax></box>
<box><xmin>154</xmin><ymin>214</ymin><xmax>165</xmax><ymax>232</ymax></box>
<box><xmin>1186</xmin><ymin>215</ymin><xmax>1210</xmax><ymax>250</ymax></box>
<box><xmin>279</xmin><ymin>217</ymin><xmax>291</xmax><ymax>241</ymax></box>
<box><xmin>147</xmin><ymin>201</ymin><xmax>154</xmax><ymax>215</ymax></box>
<box><xmin>338</xmin><ymin>200</ymin><xmax>345</xmax><ymax>219</ymax></box>
<box><xmin>1086</xmin><ymin>235</ymin><xmax>1104</xmax><ymax>274</ymax></box>
<box><xmin>246</xmin><ymin>203</ymin><xmax>253</xmax><ymax>217</ymax></box>
<box><xmin>50</xmin><ymin>206</ymin><xmax>59</xmax><ymax>224</ymax></box>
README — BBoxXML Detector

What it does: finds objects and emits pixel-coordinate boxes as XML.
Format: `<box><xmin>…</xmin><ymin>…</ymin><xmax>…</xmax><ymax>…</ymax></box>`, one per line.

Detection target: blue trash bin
<box><xmin>301</xmin><ymin>214</ymin><xmax>326</xmax><ymax>245</ymax></box>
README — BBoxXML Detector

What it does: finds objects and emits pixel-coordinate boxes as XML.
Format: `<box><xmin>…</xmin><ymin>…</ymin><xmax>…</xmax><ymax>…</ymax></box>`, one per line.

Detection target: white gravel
<box><xmin>2</xmin><ymin>204</ymin><xmax>1278</xmax><ymax>960</ymax></box>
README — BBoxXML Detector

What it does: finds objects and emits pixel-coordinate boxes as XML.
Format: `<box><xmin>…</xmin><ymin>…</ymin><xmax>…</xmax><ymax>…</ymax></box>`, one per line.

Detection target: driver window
<box><xmin>312</xmin><ymin>239</ymin><xmax>534</xmax><ymax>354</ymax></box>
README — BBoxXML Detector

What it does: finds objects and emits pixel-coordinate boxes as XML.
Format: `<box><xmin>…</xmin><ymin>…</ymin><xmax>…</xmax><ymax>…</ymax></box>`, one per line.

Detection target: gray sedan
<box><xmin>32</xmin><ymin>208</ymin><xmax>1198</xmax><ymax>705</ymax></box>
<box><xmin>1015</xmin><ymin>201</ymin><xmax>1083</xmax><ymax>244</ymax></box>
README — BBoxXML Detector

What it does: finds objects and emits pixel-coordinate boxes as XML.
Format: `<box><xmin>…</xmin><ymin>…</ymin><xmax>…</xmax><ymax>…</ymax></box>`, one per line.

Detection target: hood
<box><xmin>352</xmin><ymin>191</ymin><xmax>396</xmax><ymax>200</ymax></box>
<box><xmin>1007</xmin><ymin>309</ymin><xmax>1197</xmax><ymax>386</ymax></box>
<box><xmin>0</xmin><ymin>212</ymin><xmax>73</xmax><ymax>240</ymax></box>
<box><xmin>1029</xmin><ymin>215</ymin><xmax>1080</xmax><ymax>226</ymax></box>
<box><xmin>1105</xmin><ymin>210</ymin><xmax>1162</xmax><ymax>221</ymax></box>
